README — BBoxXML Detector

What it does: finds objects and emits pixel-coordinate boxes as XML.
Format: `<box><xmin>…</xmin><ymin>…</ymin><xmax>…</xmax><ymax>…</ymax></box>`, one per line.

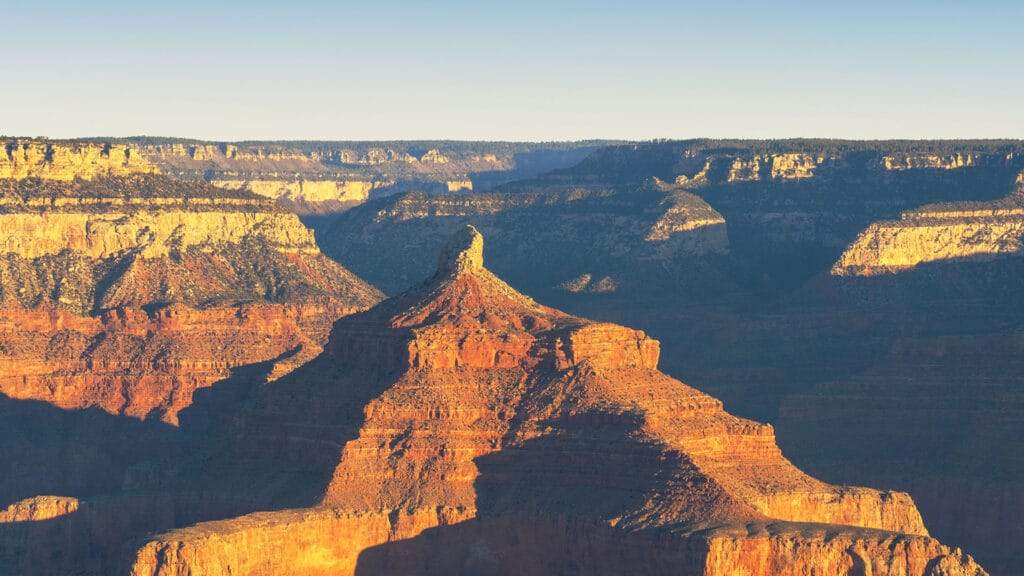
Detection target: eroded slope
<box><xmin>129</xmin><ymin>227</ymin><xmax>982</xmax><ymax>576</ymax></box>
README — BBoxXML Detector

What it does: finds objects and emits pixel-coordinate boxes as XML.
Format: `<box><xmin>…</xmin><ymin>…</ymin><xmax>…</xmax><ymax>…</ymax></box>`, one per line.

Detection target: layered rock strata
<box><xmin>127</xmin><ymin>139</ymin><xmax>602</xmax><ymax>213</ymax></box>
<box><xmin>0</xmin><ymin>175</ymin><xmax>382</xmax><ymax>423</ymax></box>
<box><xmin>129</xmin><ymin>227</ymin><xmax>984</xmax><ymax>576</ymax></box>
<box><xmin>317</xmin><ymin>139</ymin><xmax>1024</xmax><ymax>574</ymax></box>
<box><xmin>0</xmin><ymin>140</ymin><xmax>158</xmax><ymax>180</ymax></box>
<box><xmin>832</xmin><ymin>179</ymin><xmax>1024</xmax><ymax>275</ymax></box>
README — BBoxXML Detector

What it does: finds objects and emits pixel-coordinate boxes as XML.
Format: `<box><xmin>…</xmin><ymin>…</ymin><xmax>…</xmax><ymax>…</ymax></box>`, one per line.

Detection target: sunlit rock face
<box><xmin>128</xmin><ymin>227</ymin><xmax>984</xmax><ymax>576</ymax></box>
<box><xmin>0</xmin><ymin>140</ymin><xmax>158</xmax><ymax>180</ymax></box>
<box><xmin>0</xmin><ymin>496</ymin><xmax>79</xmax><ymax>523</ymax></box>
<box><xmin>832</xmin><ymin>173</ymin><xmax>1024</xmax><ymax>276</ymax></box>
<box><xmin>0</xmin><ymin>174</ymin><xmax>382</xmax><ymax>424</ymax></box>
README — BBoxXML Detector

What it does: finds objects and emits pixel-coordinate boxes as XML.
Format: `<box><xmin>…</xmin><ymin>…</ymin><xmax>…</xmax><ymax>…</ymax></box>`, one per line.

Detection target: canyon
<box><xmin>318</xmin><ymin>139</ymin><xmax>1024</xmax><ymax>575</ymax></box>
<box><xmin>0</xmin><ymin>137</ymin><xmax>1021</xmax><ymax>574</ymax></box>
<box><xmin>117</xmin><ymin>138</ymin><xmax>604</xmax><ymax>214</ymax></box>
<box><xmin>124</xmin><ymin>227</ymin><xmax>983</xmax><ymax>576</ymax></box>
<box><xmin>0</xmin><ymin>172</ymin><xmax>382</xmax><ymax>504</ymax></box>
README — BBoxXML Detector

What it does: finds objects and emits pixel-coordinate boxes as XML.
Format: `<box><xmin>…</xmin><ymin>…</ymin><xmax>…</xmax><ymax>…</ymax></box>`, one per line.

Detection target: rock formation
<box><xmin>832</xmin><ymin>178</ymin><xmax>1024</xmax><ymax>275</ymax></box>
<box><xmin>316</xmin><ymin>139</ymin><xmax>1024</xmax><ymax>574</ymax></box>
<box><xmin>0</xmin><ymin>174</ymin><xmax>382</xmax><ymax>424</ymax></box>
<box><xmin>127</xmin><ymin>227</ymin><xmax>984</xmax><ymax>576</ymax></box>
<box><xmin>124</xmin><ymin>139</ymin><xmax>603</xmax><ymax>213</ymax></box>
<box><xmin>0</xmin><ymin>140</ymin><xmax>158</xmax><ymax>180</ymax></box>
<box><xmin>209</xmin><ymin>178</ymin><xmax>386</xmax><ymax>207</ymax></box>
<box><xmin>0</xmin><ymin>496</ymin><xmax>79</xmax><ymax>523</ymax></box>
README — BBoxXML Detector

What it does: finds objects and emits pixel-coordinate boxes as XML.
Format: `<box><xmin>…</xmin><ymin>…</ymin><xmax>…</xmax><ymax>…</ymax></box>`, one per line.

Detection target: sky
<box><xmin>1</xmin><ymin>0</ymin><xmax>1021</xmax><ymax>141</ymax></box>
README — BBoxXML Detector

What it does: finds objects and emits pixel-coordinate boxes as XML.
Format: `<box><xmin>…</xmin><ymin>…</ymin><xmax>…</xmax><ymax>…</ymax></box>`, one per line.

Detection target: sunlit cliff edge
<box><xmin>833</xmin><ymin>174</ymin><xmax>1024</xmax><ymax>275</ymax></box>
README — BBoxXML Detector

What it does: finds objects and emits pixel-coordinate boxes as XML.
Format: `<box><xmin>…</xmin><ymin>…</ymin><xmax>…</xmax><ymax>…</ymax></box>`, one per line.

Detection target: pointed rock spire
<box><xmin>437</xmin><ymin>225</ymin><xmax>484</xmax><ymax>275</ymax></box>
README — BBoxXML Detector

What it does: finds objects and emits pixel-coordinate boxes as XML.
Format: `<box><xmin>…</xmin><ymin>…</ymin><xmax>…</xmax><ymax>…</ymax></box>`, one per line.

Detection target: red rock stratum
<box><xmin>0</xmin><ymin>175</ymin><xmax>382</xmax><ymax>424</ymax></box>
<box><xmin>130</xmin><ymin>226</ymin><xmax>985</xmax><ymax>576</ymax></box>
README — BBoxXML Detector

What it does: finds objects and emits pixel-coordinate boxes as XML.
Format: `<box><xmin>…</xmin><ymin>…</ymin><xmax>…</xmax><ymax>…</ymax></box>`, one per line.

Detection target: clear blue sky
<box><xmin>1</xmin><ymin>0</ymin><xmax>1021</xmax><ymax>141</ymax></box>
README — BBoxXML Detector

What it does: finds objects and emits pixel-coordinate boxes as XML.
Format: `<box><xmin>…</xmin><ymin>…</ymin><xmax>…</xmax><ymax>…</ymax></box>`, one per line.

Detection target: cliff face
<box><xmin>726</xmin><ymin>153</ymin><xmax>822</xmax><ymax>182</ymax></box>
<box><xmin>881</xmin><ymin>153</ymin><xmax>984</xmax><ymax>171</ymax></box>
<box><xmin>0</xmin><ymin>175</ymin><xmax>382</xmax><ymax>424</ymax></box>
<box><xmin>0</xmin><ymin>140</ymin><xmax>158</xmax><ymax>180</ymax></box>
<box><xmin>832</xmin><ymin>173</ymin><xmax>1024</xmax><ymax>275</ymax></box>
<box><xmin>0</xmin><ymin>209</ymin><xmax>318</xmax><ymax>260</ymax></box>
<box><xmin>126</xmin><ymin>227</ymin><xmax>983</xmax><ymax>576</ymax></box>
<box><xmin>211</xmin><ymin>178</ymin><xmax>385</xmax><ymax>206</ymax></box>
<box><xmin>0</xmin><ymin>496</ymin><xmax>79</xmax><ymax>523</ymax></box>
<box><xmin>0</xmin><ymin>302</ymin><xmax>352</xmax><ymax>424</ymax></box>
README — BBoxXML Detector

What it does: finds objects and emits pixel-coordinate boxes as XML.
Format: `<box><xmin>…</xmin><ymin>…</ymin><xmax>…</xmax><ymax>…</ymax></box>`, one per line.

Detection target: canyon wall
<box><xmin>127</xmin><ymin>139</ymin><xmax>603</xmax><ymax>213</ymax></box>
<box><xmin>0</xmin><ymin>140</ymin><xmax>158</xmax><ymax>180</ymax></box>
<box><xmin>317</xmin><ymin>139</ymin><xmax>1024</xmax><ymax>574</ymax></box>
<box><xmin>0</xmin><ymin>174</ymin><xmax>382</xmax><ymax>425</ymax></box>
<box><xmin>123</xmin><ymin>228</ymin><xmax>984</xmax><ymax>576</ymax></box>
<box><xmin>833</xmin><ymin>191</ymin><xmax>1024</xmax><ymax>275</ymax></box>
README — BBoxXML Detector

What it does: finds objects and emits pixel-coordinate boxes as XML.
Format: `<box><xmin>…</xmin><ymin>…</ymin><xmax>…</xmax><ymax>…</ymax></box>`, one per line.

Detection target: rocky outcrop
<box><xmin>127</xmin><ymin>227</ymin><xmax>981</xmax><ymax>576</ymax></box>
<box><xmin>832</xmin><ymin>208</ymin><xmax>1024</xmax><ymax>275</ymax></box>
<box><xmin>644</xmin><ymin>188</ymin><xmax>729</xmax><ymax>254</ymax></box>
<box><xmin>0</xmin><ymin>496</ymin><xmax>79</xmax><ymax>523</ymax></box>
<box><xmin>882</xmin><ymin>153</ymin><xmax>982</xmax><ymax>171</ymax></box>
<box><xmin>445</xmin><ymin>179</ymin><xmax>472</xmax><ymax>192</ymax></box>
<box><xmin>0</xmin><ymin>175</ymin><xmax>382</xmax><ymax>423</ymax></box>
<box><xmin>0</xmin><ymin>140</ymin><xmax>158</xmax><ymax>180</ymax></box>
<box><xmin>211</xmin><ymin>178</ymin><xmax>384</xmax><ymax>204</ymax></box>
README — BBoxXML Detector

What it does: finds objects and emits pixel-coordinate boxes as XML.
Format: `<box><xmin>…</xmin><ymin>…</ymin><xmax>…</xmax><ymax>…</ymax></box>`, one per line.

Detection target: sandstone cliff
<box><xmin>0</xmin><ymin>175</ymin><xmax>382</xmax><ymax>423</ymax></box>
<box><xmin>832</xmin><ymin>176</ymin><xmax>1024</xmax><ymax>276</ymax></box>
<box><xmin>127</xmin><ymin>227</ymin><xmax>983</xmax><ymax>576</ymax></box>
<box><xmin>0</xmin><ymin>496</ymin><xmax>79</xmax><ymax>523</ymax></box>
<box><xmin>1</xmin><ymin>140</ymin><xmax>157</xmax><ymax>180</ymax></box>
<box><xmin>211</xmin><ymin>178</ymin><xmax>386</xmax><ymax>205</ymax></box>
<box><xmin>315</xmin><ymin>139</ymin><xmax>1024</xmax><ymax>574</ymax></box>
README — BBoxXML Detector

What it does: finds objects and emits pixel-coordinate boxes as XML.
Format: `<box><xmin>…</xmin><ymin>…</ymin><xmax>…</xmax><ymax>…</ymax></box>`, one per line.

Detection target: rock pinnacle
<box><xmin>437</xmin><ymin>225</ymin><xmax>485</xmax><ymax>274</ymax></box>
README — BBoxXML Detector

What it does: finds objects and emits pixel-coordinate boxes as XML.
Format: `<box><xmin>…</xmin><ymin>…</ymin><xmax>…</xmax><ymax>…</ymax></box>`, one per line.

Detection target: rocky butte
<box><xmin>127</xmin><ymin>227</ymin><xmax>984</xmax><ymax>576</ymax></box>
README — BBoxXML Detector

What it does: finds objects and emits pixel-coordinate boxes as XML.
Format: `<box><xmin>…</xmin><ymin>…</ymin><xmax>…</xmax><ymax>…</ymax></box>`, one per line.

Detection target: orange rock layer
<box><xmin>129</xmin><ymin>227</ymin><xmax>985</xmax><ymax>575</ymax></box>
<box><xmin>0</xmin><ymin>302</ymin><xmax>359</xmax><ymax>424</ymax></box>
